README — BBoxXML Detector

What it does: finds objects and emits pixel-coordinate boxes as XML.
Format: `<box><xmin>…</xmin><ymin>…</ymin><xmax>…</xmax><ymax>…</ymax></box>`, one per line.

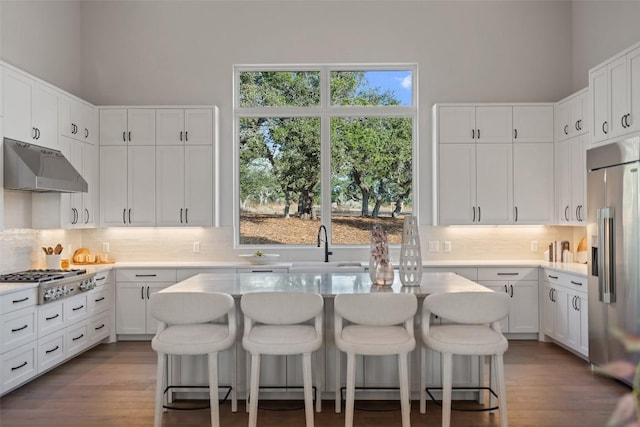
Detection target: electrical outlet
<box><xmin>443</xmin><ymin>241</ymin><xmax>452</xmax><ymax>252</ymax></box>
<box><xmin>531</xmin><ymin>241</ymin><xmax>538</xmax><ymax>252</ymax></box>
<box><xmin>193</xmin><ymin>242</ymin><xmax>200</xmax><ymax>253</ymax></box>
<box><xmin>428</xmin><ymin>241</ymin><xmax>440</xmax><ymax>252</ymax></box>
<box><xmin>102</xmin><ymin>242</ymin><xmax>110</xmax><ymax>253</ymax></box>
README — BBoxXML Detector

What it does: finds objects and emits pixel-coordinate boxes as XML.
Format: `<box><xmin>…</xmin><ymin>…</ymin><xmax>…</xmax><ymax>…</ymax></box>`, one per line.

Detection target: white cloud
<box><xmin>400</xmin><ymin>75</ymin><xmax>412</xmax><ymax>89</ymax></box>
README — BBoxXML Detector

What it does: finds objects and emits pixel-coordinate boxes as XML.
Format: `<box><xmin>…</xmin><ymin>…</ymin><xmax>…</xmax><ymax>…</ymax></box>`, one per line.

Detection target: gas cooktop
<box><xmin>0</xmin><ymin>269</ymin><xmax>87</xmax><ymax>283</ymax></box>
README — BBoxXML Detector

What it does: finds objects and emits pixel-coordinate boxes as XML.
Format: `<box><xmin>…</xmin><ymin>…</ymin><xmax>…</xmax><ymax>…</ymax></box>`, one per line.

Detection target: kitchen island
<box><xmin>159</xmin><ymin>271</ymin><xmax>491</xmax><ymax>402</ymax></box>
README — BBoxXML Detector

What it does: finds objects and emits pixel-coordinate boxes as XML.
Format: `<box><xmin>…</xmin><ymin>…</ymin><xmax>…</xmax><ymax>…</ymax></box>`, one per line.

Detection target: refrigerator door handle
<box><xmin>598</xmin><ymin>207</ymin><xmax>616</xmax><ymax>304</ymax></box>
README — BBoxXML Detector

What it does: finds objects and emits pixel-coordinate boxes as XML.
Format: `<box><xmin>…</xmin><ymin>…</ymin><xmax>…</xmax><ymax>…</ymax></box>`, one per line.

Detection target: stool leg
<box><xmin>496</xmin><ymin>354</ymin><xmax>508</xmax><ymax>427</ymax></box>
<box><xmin>231</xmin><ymin>343</ymin><xmax>238</xmax><ymax>413</ymax></box>
<box><xmin>420</xmin><ymin>345</ymin><xmax>427</xmax><ymax>414</ymax></box>
<box><xmin>248</xmin><ymin>353</ymin><xmax>261</xmax><ymax>427</ymax></box>
<box><xmin>345</xmin><ymin>352</ymin><xmax>356</xmax><ymax>427</ymax></box>
<box><xmin>398</xmin><ymin>352</ymin><xmax>410</xmax><ymax>427</ymax></box>
<box><xmin>489</xmin><ymin>354</ymin><xmax>496</xmax><ymax>412</ymax></box>
<box><xmin>208</xmin><ymin>353</ymin><xmax>220</xmax><ymax>427</ymax></box>
<box><xmin>303</xmin><ymin>352</ymin><xmax>315</xmax><ymax>427</ymax></box>
<box><xmin>315</xmin><ymin>351</ymin><xmax>322</xmax><ymax>413</ymax></box>
<box><xmin>154</xmin><ymin>352</ymin><xmax>166</xmax><ymax>427</ymax></box>
<box><xmin>335</xmin><ymin>347</ymin><xmax>341</xmax><ymax>413</ymax></box>
<box><xmin>245</xmin><ymin>351</ymin><xmax>250</xmax><ymax>413</ymax></box>
<box><xmin>442</xmin><ymin>352</ymin><xmax>453</xmax><ymax>427</ymax></box>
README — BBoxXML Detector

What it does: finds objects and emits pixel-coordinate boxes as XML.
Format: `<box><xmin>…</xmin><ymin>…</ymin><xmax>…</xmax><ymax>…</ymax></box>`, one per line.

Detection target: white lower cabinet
<box><xmin>1</xmin><ymin>341</ymin><xmax>37</xmax><ymax>393</ymax></box>
<box><xmin>116</xmin><ymin>269</ymin><xmax>177</xmax><ymax>336</ymax></box>
<box><xmin>541</xmin><ymin>269</ymin><xmax>588</xmax><ymax>358</ymax></box>
<box><xmin>37</xmin><ymin>329</ymin><xmax>65</xmax><ymax>373</ymax></box>
<box><xmin>478</xmin><ymin>267</ymin><xmax>539</xmax><ymax>335</ymax></box>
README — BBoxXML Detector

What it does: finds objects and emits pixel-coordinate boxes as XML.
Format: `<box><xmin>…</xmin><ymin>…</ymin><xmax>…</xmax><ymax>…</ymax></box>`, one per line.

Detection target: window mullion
<box><xmin>320</xmin><ymin>67</ymin><xmax>332</xmax><ymax>241</ymax></box>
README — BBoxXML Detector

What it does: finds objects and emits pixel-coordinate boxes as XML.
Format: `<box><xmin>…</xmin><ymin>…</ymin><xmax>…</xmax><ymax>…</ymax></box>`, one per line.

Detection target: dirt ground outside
<box><xmin>240</xmin><ymin>213</ymin><xmax>406</xmax><ymax>245</ymax></box>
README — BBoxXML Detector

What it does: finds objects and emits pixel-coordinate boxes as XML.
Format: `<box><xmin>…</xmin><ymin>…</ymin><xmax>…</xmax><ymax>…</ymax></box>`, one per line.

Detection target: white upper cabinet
<box><xmin>59</xmin><ymin>96</ymin><xmax>97</xmax><ymax>144</ymax></box>
<box><xmin>513</xmin><ymin>105</ymin><xmax>554</xmax><ymax>143</ymax></box>
<box><xmin>156</xmin><ymin>108</ymin><xmax>213</xmax><ymax>146</ymax></box>
<box><xmin>434</xmin><ymin>103</ymin><xmax>554</xmax><ymax>226</ymax></box>
<box><xmin>589</xmin><ymin>43</ymin><xmax>640</xmax><ymax>145</ymax></box>
<box><xmin>3</xmin><ymin>67</ymin><xmax>59</xmax><ymax>149</ymax></box>
<box><xmin>555</xmin><ymin>90</ymin><xmax>589</xmax><ymax>141</ymax></box>
<box><xmin>100</xmin><ymin>108</ymin><xmax>155</xmax><ymax>146</ymax></box>
<box><xmin>439</xmin><ymin>106</ymin><xmax>512</xmax><ymax>144</ymax></box>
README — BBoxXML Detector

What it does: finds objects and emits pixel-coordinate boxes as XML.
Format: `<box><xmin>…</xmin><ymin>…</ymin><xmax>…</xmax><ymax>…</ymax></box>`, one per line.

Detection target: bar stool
<box><xmin>420</xmin><ymin>291</ymin><xmax>510</xmax><ymax>427</ymax></box>
<box><xmin>150</xmin><ymin>291</ymin><xmax>237</xmax><ymax>427</ymax></box>
<box><xmin>241</xmin><ymin>291</ymin><xmax>324</xmax><ymax>427</ymax></box>
<box><xmin>334</xmin><ymin>293</ymin><xmax>417</xmax><ymax>427</ymax></box>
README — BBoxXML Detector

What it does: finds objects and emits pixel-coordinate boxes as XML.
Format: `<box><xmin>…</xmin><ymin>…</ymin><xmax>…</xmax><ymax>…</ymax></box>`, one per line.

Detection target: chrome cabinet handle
<box><xmin>598</xmin><ymin>207</ymin><xmax>615</xmax><ymax>303</ymax></box>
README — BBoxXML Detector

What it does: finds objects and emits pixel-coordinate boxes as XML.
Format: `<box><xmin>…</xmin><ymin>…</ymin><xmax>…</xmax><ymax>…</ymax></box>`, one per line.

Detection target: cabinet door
<box><xmin>542</xmin><ymin>282</ymin><xmax>555</xmax><ymax>338</ymax></box>
<box><xmin>156</xmin><ymin>109</ymin><xmax>183</xmax><ymax>146</ymax></box>
<box><xmin>555</xmin><ymin>101</ymin><xmax>570</xmax><ymax>141</ymax></box>
<box><xmin>554</xmin><ymin>286</ymin><xmax>567</xmax><ymax>342</ymax></box>
<box><xmin>116</xmin><ymin>283</ymin><xmax>146</xmax><ymax>335</ymax></box>
<box><xmin>59</xmin><ymin>95</ymin><xmax>82</xmax><ymax>141</ymax></box>
<box><xmin>476</xmin><ymin>144</ymin><xmax>512</xmax><ymax>224</ymax></box>
<box><xmin>438</xmin><ymin>106</ymin><xmax>475</xmax><ymax>143</ymax></box>
<box><xmin>609</xmin><ymin>56</ymin><xmax>629</xmax><ymax>139</ymax></box>
<box><xmin>508</xmin><ymin>280</ymin><xmax>539</xmax><ymax>333</ymax></box>
<box><xmin>578</xmin><ymin>292</ymin><xmax>589</xmax><ymax>356</ymax></box>
<box><xmin>81</xmin><ymin>142</ymin><xmax>97</xmax><ymax>227</ymax></box>
<box><xmin>33</xmin><ymin>83</ymin><xmax>59</xmax><ymax>149</ymax></box>
<box><xmin>569</xmin><ymin>95</ymin><xmax>584</xmax><ymax>136</ymax></box>
<box><xmin>589</xmin><ymin>65</ymin><xmax>609</xmax><ymax>144</ymax></box>
<box><xmin>3</xmin><ymin>68</ymin><xmax>34</xmax><ymax>143</ymax></box>
<box><xmin>555</xmin><ymin>139</ymin><xmax>571</xmax><ymax>223</ymax></box>
<box><xmin>475</xmin><ymin>106</ymin><xmax>512</xmax><ymax>143</ymax></box>
<box><xmin>156</xmin><ymin>145</ymin><xmax>185</xmax><ymax>226</ymax></box>
<box><xmin>99</xmin><ymin>109</ymin><xmax>128</xmax><ymax>146</ymax></box>
<box><xmin>566</xmin><ymin>290</ymin><xmax>581</xmax><ymax>352</ymax></box>
<box><xmin>57</xmin><ymin>136</ymin><xmax>79</xmax><ymax>228</ymax></box>
<box><xmin>437</xmin><ymin>144</ymin><xmax>476</xmax><ymax>225</ymax></box>
<box><xmin>185</xmin><ymin>145</ymin><xmax>213</xmax><ymax>226</ymax></box>
<box><xmin>512</xmin><ymin>105</ymin><xmax>553</xmax><ymax>143</ymax></box>
<box><xmin>627</xmin><ymin>46</ymin><xmax>640</xmax><ymax>135</ymax></box>
<box><xmin>570</xmin><ymin>135</ymin><xmax>587</xmax><ymax>223</ymax></box>
<box><xmin>82</xmin><ymin>104</ymin><xmax>98</xmax><ymax>144</ymax></box>
<box><xmin>578</xmin><ymin>91</ymin><xmax>590</xmax><ymax>135</ymax></box>
<box><xmin>128</xmin><ymin>146</ymin><xmax>156</xmax><ymax>226</ymax></box>
<box><xmin>184</xmin><ymin>109</ymin><xmax>213</xmax><ymax>145</ymax></box>
<box><xmin>127</xmin><ymin>109</ymin><xmax>156</xmax><ymax>145</ymax></box>
<box><xmin>99</xmin><ymin>145</ymin><xmax>128</xmax><ymax>227</ymax></box>
<box><xmin>513</xmin><ymin>142</ymin><xmax>553</xmax><ymax>224</ymax></box>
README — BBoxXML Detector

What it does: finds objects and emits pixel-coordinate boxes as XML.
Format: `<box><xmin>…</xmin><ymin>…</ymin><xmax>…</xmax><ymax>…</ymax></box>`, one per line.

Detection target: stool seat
<box><xmin>339</xmin><ymin>325</ymin><xmax>414</xmax><ymax>355</ymax></box>
<box><xmin>153</xmin><ymin>324</ymin><xmax>234</xmax><ymax>355</ymax></box>
<box><xmin>424</xmin><ymin>324</ymin><xmax>508</xmax><ymax>356</ymax></box>
<box><xmin>244</xmin><ymin>324</ymin><xmax>320</xmax><ymax>355</ymax></box>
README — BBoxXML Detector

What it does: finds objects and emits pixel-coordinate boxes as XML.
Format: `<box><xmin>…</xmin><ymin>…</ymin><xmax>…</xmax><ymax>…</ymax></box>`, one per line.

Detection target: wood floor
<box><xmin>0</xmin><ymin>340</ymin><xmax>629</xmax><ymax>426</ymax></box>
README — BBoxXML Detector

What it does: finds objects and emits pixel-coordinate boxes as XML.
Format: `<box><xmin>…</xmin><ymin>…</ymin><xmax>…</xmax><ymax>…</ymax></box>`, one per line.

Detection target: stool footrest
<box><xmin>162</xmin><ymin>385</ymin><xmax>232</xmax><ymax>411</ymax></box>
<box><xmin>425</xmin><ymin>386</ymin><xmax>499</xmax><ymax>412</ymax></box>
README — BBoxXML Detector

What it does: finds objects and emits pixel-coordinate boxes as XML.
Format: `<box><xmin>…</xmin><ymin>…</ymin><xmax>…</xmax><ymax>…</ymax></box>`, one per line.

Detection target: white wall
<box><xmin>571</xmin><ymin>0</ymin><xmax>640</xmax><ymax>91</ymax></box>
<box><xmin>0</xmin><ymin>0</ymin><xmax>83</xmax><ymax>97</ymax></box>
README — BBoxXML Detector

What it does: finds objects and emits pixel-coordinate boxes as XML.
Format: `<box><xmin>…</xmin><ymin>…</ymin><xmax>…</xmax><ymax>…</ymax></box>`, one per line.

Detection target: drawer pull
<box><xmin>72</xmin><ymin>334</ymin><xmax>84</xmax><ymax>341</ymax></box>
<box><xmin>95</xmin><ymin>297</ymin><xmax>105</xmax><ymax>302</ymax></box>
<box><xmin>11</xmin><ymin>361</ymin><xmax>27</xmax><ymax>371</ymax></box>
<box><xmin>497</xmin><ymin>272</ymin><xmax>519</xmax><ymax>276</ymax></box>
<box><xmin>72</xmin><ymin>305</ymin><xmax>85</xmax><ymax>311</ymax></box>
<box><xmin>11</xmin><ymin>324</ymin><xmax>28</xmax><ymax>333</ymax></box>
<box><xmin>45</xmin><ymin>314</ymin><xmax>60</xmax><ymax>321</ymax></box>
<box><xmin>135</xmin><ymin>274</ymin><xmax>157</xmax><ymax>277</ymax></box>
<box><xmin>95</xmin><ymin>324</ymin><xmax>105</xmax><ymax>331</ymax></box>
<box><xmin>249</xmin><ymin>270</ymin><xmax>274</xmax><ymax>273</ymax></box>
<box><xmin>548</xmin><ymin>275</ymin><xmax>558</xmax><ymax>279</ymax></box>
<box><xmin>45</xmin><ymin>345</ymin><xmax>60</xmax><ymax>354</ymax></box>
<box><xmin>96</xmin><ymin>277</ymin><xmax>106</xmax><ymax>282</ymax></box>
<box><xmin>12</xmin><ymin>297</ymin><xmax>29</xmax><ymax>304</ymax></box>
<box><xmin>571</xmin><ymin>280</ymin><xmax>583</xmax><ymax>286</ymax></box>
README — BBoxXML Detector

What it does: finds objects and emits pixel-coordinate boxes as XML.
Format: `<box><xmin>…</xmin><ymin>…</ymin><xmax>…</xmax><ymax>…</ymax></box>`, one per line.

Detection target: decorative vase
<box><xmin>399</xmin><ymin>216</ymin><xmax>422</xmax><ymax>286</ymax></box>
<box><xmin>374</xmin><ymin>261</ymin><xmax>395</xmax><ymax>286</ymax></box>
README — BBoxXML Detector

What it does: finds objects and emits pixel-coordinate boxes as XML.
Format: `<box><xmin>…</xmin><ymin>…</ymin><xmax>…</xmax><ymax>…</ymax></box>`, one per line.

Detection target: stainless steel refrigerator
<box><xmin>587</xmin><ymin>137</ymin><xmax>640</xmax><ymax>384</ymax></box>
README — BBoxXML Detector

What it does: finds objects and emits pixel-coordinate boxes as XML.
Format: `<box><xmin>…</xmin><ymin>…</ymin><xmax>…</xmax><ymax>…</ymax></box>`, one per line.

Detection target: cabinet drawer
<box><xmin>1</xmin><ymin>341</ymin><xmax>37</xmax><ymax>394</ymax></box>
<box><xmin>176</xmin><ymin>268</ymin><xmax>236</xmax><ymax>281</ymax></box>
<box><xmin>117</xmin><ymin>269</ymin><xmax>177</xmax><ymax>282</ymax></box>
<box><xmin>543</xmin><ymin>269</ymin><xmax>587</xmax><ymax>291</ymax></box>
<box><xmin>236</xmin><ymin>267</ymin><xmax>288</xmax><ymax>274</ymax></box>
<box><xmin>89</xmin><ymin>312</ymin><xmax>110</xmax><ymax>344</ymax></box>
<box><xmin>64</xmin><ymin>294</ymin><xmax>88</xmax><ymax>325</ymax></box>
<box><xmin>66</xmin><ymin>322</ymin><xmax>89</xmax><ymax>356</ymax></box>
<box><xmin>37</xmin><ymin>329</ymin><xmax>65</xmax><ymax>373</ymax></box>
<box><xmin>423</xmin><ymin>267</ymin><xmax>478</xmax><ymax>281</ymax></box>
<box><xmin>88</xmin><ymin>287</ymin><xmax>111</xmax><ymax>315</ymax></box>
<box><xmin>94</xmin><ymin>270</ymin><xmax>114</xmax><ymax>286</ymax></box>
<box><xmin>38</xmin><ymin>302</ymin><xmax>64</xmax><ymax>337</ymax></box>
<box><xmin>1</xmin><ymin>288</ymin><xmax>37</xmax><ymax>315</ymax></box>
<box><xmin>477</xmin><ymin>267</ymin><xmax>538</xmax><ymax>281</ymax></box>
<box><xmin>0</xmin><ymin>307</ymin><xmax>37</xmax><ymax>353</ymax></box>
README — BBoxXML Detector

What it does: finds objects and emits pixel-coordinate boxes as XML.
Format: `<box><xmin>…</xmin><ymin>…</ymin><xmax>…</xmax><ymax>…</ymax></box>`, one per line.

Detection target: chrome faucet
<box><xmin>317</xmin><ymin>224</ymin><xmax>333</xmax><ymax>263</ymax></box>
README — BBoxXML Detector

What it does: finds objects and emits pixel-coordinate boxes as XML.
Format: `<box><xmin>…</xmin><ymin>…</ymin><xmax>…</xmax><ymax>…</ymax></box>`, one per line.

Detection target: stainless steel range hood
<box><xmin>3</xmin><ymin>138</ymin><xmax>88</xmax><ymax>193</ymax></box>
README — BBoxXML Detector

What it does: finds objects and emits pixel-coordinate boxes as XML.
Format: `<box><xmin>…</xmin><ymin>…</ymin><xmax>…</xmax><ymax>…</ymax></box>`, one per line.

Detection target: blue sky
<box><xmin>362</xmin><ymin>70</ymin><xmax>413</xmax><ymax>105</ymax></box>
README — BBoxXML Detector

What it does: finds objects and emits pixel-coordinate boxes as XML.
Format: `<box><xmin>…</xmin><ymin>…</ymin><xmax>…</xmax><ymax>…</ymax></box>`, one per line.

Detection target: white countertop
<box><xmin>0</xmin><ymin>282</ymin><xmax>38</xmax><ymax>296</ymax></box>
<box><xmin>162</xmin><ymin>271</ymin><xmax>490</xmax><ymax>297</ymax></box>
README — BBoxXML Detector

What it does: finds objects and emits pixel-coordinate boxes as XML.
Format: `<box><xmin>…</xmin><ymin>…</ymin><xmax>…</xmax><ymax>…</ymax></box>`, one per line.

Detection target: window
<box><xmin>236</xmin><ymin>66</ymin><xmax>416</xmax><ymax>246</ymax></box>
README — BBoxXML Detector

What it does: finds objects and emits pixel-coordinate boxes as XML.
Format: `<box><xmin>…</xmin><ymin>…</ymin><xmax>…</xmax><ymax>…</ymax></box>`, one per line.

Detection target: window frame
<box><xmin>233</xmin><ymin>64</ymin><xmax>418</xmax><ymax>248</ymax></box>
